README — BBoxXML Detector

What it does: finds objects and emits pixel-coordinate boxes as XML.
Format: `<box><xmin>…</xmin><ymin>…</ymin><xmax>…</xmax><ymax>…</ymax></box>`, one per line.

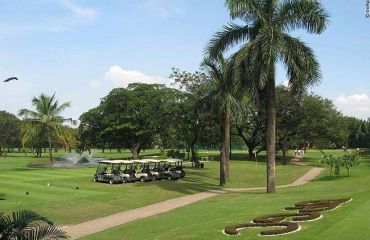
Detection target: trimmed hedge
<box><xmin>224</xmin><ymin>222</ymin><xmax>299</xmax><ymax>236</ymax></box>
<box><xmin>285</xmin><ymin>198</ymin><xmax>351</xmax><ymax>212</ymax></box>
<box><xmin>223</xmin><ymin>198</ymin><xmax>351</xmax><ymax>237</ymax></box>
<box><xmin>253</xmin><ymin>212</ymin><xmax>321</xmax><ymax>223</ymax></box>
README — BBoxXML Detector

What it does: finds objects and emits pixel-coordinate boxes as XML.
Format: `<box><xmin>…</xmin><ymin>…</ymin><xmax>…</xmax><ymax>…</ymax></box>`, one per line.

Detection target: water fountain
<box><xmin>54</xmin><ymin>150</ymin><xmax>103</xmax><ymax>168</ymax></box>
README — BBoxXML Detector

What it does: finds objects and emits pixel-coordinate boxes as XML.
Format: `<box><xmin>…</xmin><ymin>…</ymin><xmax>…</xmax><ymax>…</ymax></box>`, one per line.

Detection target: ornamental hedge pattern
<box><xmin>223</xmin><ymin>198</ymin><xmax>351</xmax><ymax>237</ymax></box>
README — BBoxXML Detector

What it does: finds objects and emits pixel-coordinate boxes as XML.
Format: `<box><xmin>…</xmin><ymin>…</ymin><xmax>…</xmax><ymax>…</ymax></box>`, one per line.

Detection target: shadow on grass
<box><xmin>132</xmin><ymin>167</ymin><xmax>220</xmax><ymax>195</ymax></box>
<box><xmin>317</xmin><ymin>175</ymin><xmax>347</xmax><ymax>182</ymax></box>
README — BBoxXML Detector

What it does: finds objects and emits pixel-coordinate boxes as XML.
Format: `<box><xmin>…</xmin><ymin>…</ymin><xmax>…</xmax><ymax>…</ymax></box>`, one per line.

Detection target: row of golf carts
<box><xmin>93</xmin><ymin>159</ymin><xmax>186</xmax><ymax>184</ymax></box>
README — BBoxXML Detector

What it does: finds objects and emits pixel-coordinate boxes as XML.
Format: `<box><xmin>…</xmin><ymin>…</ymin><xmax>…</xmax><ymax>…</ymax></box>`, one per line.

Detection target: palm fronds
<box><xmin>0</xmin><ymin>210</ymin><xmax>69</xmax><ymax>240</ymax></box>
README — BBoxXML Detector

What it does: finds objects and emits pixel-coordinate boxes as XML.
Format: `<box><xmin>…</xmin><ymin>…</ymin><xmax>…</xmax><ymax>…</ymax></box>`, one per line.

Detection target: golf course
<box><xmin>1</xmin><ymin>0</ymin><xmax>370</xmax><ymax>239</ymax></box>
<box><xmin>0</xmin><ymin>149</ymin><xmax>368</xmax><ymax>239</ymax></box>
<box><xmin>0</xmin><ymin>150</ymin><xmax>310</xmax><ymax>224</ymax></box>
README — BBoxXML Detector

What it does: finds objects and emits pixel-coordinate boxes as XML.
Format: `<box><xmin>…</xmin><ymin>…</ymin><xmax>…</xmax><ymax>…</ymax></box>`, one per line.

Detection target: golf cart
<box><xmin>93</xmin><ymin>160</ymin><xmax>123</xmax><ymax>184</ymax></box>
<box><xmin>161</xmin><ymin>160</ymin><xmax>181</xmax><ymax>180</ymax></box>
<box><xmin>147</xmin><ymin>159</ymin><xmax>164</xmax><ymax>180</ymax></box>
<box><xmin>133</xmin><ymin>160</ymin><xmax>153</xmax><ymax>182</ymax></box>
<box><xmin>114</xmin><ymin>160</ymin><xmax>136</xmax><ymax>183</ymax></box>
<box><xmin>166</xmin><ymin>159</ymin><xmax>186</xmax><ymax>178</ymax></box>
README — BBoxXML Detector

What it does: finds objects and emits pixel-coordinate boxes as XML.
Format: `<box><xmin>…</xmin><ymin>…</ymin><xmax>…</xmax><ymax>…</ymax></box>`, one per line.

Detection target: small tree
<box><xmin>341</xmin><ymin>152</ymin><xmax>359</xmax><ymax>177</ymax></box>
<box><xmin>19</xmin><ymin>94</ymin><xmax>75</xmax><ymax>168</ymax></box>
<box><xmin>321</xmin><ymin>150</ymin><xmax>359</xmax><ymax>177</ymax></box>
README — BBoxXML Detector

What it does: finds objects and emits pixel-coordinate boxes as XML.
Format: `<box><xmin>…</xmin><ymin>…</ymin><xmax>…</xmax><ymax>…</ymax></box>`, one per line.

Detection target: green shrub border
<box><xmin>223</xmin><ymin>198</ymin><xmax>351</xmax><ymax>237</ymax></box>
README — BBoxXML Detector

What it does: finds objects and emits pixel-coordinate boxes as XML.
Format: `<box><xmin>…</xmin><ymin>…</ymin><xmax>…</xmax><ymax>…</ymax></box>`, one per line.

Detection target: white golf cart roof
<box><xmin>163</xmin><ymin>159</ymin><xmax>182</xmax><ymax>163</ymax></box>
<box><xmin>133</xmin><ymin>160</ymin><xmax>151</xmax><ymax>164</ymax></box>
<box><xmin>148</xmin><ymin>159</ymin><xmax>162</xmax><ymax>163</ymax></box>
<box><xmin>113</xmin><ymin>160</ymin><xmax>133</xmax><ymax>164</ymax></box>
<box><xmin>98</xmin><ymin>160</ymin><xmax>117</xmax><ymax>164</ymax></box>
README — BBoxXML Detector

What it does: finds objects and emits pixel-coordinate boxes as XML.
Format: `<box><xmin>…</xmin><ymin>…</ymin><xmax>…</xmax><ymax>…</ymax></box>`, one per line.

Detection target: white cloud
<box><xmin>335</xmin><ymin>93</ymin><xmax>370</xmax><ymax>119</ymax></box>
<box><xmin>58</xmin><ymin>0</ymin><xmax>99</xmax><ymax>21</ymax></box>
<box><xmin>89</xmin><ymin>80</ymin><xmax>100</xmax><ymax>88</ymax></box>
<box><xmin>105</xmin><ymin>65</ymin><xmax>166</xmax><ymax>87</ymax></box>
<box><xmin>144</xmin><ymin>0</ymin><xmax>181</xmax><ymax>20</ymax></box>
<box><xmin>0</xmin><ymin>1</ymin><xmax>99</xmax><ymax>35</ymax></box>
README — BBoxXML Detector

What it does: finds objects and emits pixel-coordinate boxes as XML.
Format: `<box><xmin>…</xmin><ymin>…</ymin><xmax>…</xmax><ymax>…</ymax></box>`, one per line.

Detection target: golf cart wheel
<box><xmin>140</xmin><ymin>177</ymin><xmax>146</xmax><ymax>182</ymax></box>
<box><xmin>122</xmin><ymin>178</ymin><xmax>128</xmax><ymax>183</ymax></box>
<box><xmin>109</xmin><ymin>179</ymin><xmax>115</xmax><ymax>185</ymax></box>
<box><xmin>93</xmin><ymin>177</ymin><xmax>98</xmax><ymax>182</ymax></box>
<box><xmin>152</xmin><ymin>175</ymin><xmax>157</xmax><ymax>181</ymax></box>
<box><xmin>167</xmin><ymin>176</ymin><xmax>172</xmax><ymax>180</ymax></box>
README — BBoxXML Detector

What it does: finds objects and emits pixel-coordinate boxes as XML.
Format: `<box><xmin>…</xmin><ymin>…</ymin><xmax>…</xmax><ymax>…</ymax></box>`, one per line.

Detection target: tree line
<box><xmin>1</xmin><ymin>85</ymin><xmax>368</xmax><ymax>162</ymax></box>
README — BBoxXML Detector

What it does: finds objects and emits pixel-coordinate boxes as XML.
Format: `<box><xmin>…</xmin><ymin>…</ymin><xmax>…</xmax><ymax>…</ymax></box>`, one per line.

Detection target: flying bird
<box><xmin>3</xmin><ymin>77</ymin><xmax>18</xmax><ymax>82</ymax></box>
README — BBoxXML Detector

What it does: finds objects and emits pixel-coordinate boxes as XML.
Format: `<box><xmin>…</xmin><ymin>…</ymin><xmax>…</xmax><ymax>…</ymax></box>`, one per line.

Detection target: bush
<box><xmin>321</xmin><ymin>151</ymin><xmax>359</xmax><ymax>176</ymax></box>
<box><xmin>167</xmin><ymin>150</ymin><xmax>185</xmax><ymax>159</ymax></box>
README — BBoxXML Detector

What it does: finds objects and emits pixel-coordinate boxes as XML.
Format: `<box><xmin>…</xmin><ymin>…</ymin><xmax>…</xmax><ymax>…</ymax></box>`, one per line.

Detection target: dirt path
<box><xmin>62</xmin><ymin>156</ymin><xmax>324</xmax><ymax>239</ymax></box>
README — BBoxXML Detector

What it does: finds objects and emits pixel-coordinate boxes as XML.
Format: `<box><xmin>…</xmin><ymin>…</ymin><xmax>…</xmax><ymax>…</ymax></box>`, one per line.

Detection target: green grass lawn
<box><xmin>80</xmin><ymin>150</ymin><xmax>370</xmax><ymax>240</ymax></box>
<box><xmin>0</xmin><ymin>150</ymin><xmax>308</xmax><ymax>224</ymax></box>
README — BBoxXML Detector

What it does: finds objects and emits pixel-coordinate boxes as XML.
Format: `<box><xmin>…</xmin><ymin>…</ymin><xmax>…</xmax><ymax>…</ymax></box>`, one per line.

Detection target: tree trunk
<box><xmin>220</xmin><ymin>111</ymin><xmax>230</xmax><ymax>186</ymax></box>
<box><xmin>190</xmin><ymin>132</ymin><xmax>198</xmax><ymax>162</ymax></box>
<box><xmin>229</xmin><ymin>133</ymin><xmax>232</xmax><ymax>159</ymax></box>
<box><xmin>266</xmin><ymin>70</ymin><xmax>276</xmax><ymax>193</ymax></box>
<box><xmin>248</xmin><ymin>148</ymin><xmax>254</xmax><ymax>160</ymax></box>
<box><xmin>282</xmin><ymin>143</ymin><xmax>287</xmax><ymax>165</ymax></box>
<box><xmin>130</xmin><ymin>144</ymin><xmax>141</xmax><ymax>159</ymax></box>
<box><xmin>47</xmin><ymin>133</ymin><xmax>53</xmax><ymax>169</ymax></box>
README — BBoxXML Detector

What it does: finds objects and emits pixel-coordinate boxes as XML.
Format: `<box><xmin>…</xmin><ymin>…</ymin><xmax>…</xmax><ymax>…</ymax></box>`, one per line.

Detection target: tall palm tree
<box><xmin>0</xmin><ymin>210</ymin><xmax>69</xmax><ymax>239</ymax></box>
<box><xmin>207</xmin><ymin>0</ymin><xmax>329</xmax><ymax>192</ymax></box>
<box><xmin>19</xmin><ymin>94</ymin><xmax>75</xmax><ymax>168</ymax></box>
<box><xmin>198</xmin><ymin>54</ymin><xmax>242</xmax><ymax>186</ymax></box>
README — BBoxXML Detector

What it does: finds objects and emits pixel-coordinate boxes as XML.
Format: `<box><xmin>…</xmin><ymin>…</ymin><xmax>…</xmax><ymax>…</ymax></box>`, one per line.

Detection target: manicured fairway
<box><xmin>0</xmin><ymin>150</ymin><xmax>308</xmax><ymax>224</ymax></box>
<box><xmin>80</xmin><ymin>150</ymin><xmax>370</xmax><ymax>240</ymax></box>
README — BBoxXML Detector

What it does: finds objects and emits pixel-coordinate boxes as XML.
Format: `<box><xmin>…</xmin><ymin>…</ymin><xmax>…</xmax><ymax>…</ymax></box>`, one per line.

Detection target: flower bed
<box><xmin>223</xmin><ymin>198</ymin><xmax>351</xmax><ymax>237</ymax></box>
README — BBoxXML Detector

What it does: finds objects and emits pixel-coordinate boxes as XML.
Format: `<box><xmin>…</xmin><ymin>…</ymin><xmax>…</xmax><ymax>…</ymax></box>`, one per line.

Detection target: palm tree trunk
<box><xmin>220</xmin><ymin>111</ymin><xmax>230</xmax><ymax>186</ymax></box>
<box><xmin>266</xmin><ymin>70</ymin><xmax>276</xmax><ymax>193</ymax></box>
<box><xmin>47</xmin><ymin>133</ymin><xmax>53</xmax><ymax>168</ymax></box>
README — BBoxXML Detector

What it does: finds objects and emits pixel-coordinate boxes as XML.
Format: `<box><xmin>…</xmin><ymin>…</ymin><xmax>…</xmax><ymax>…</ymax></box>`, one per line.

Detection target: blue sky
<box><xmin>0</xmin><ymin>0</ymin><xmax>369</xmax><ymax>120</ymax></box>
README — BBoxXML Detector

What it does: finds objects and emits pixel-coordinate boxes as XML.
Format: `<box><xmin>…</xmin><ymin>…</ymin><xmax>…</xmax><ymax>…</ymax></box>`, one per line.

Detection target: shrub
<box><xmin>321</xmin><ymin>151</ymin><xmax>359</xmax><ymax>176</ymax></box>
<box><xmin>223</xmin><ymin>198</ymin><xmax>351</xmax><ymax>237</ymax></box>
<box><xmin>167</xmin><ymin>150</ymin><xmax>185</xmax><ymax>159</ymax></box>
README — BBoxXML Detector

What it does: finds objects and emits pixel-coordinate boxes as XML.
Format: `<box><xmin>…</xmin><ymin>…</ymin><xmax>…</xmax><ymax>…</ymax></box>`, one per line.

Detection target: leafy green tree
<box><xmin>207</xmin><ymin>0</ymin><xmax>329</xmax><ymax>192</ymax></box>
<box><xmin>235</xmin><ymin>101</ymin><xmax>265</xmax><ymax>160</ymax></box>
<box><xmin>345</xmin><ymin>117</ymin><xmax>363</xmax><ymax>148</ymax></box>
<box><xmin>19</xmin><ymin>94</ymin><xmax>75</xmax><ymax>168</ymax></box>
<box><xmin>299</xmin><ymin>93</ymin><xmax>348</xmax><ymax>148</ymax></box>
<box><xmin>354</xmin><ymin>120</ymin><xmax>370</xmax><ymax>148</ymax></box>
<box><xmin>0</xmin><ymin>111</ymin><xmax>21</xmax><ymax>157</ymax></box>
<box><xmin>100</xmin><ymin>85</ymin><xmax>156</xmax><ymax>158</ymax></box>
<box><xmin>0</xmin><ymin>210</ymin><xmax>68</xmax><ymax>240</ymax></box>
<box><xmin>79</xmin><ymin>106</ymin><xmax>106</xmax><ymax>153</ymax></box>
<box><xmin>170</xmin><ymin>68</ymin><xmax>211</xmax><ymax>161</ymax></box>
<box><xmin>276</xmin><ymin>86</ymin><xmax>302</xmax><ymax>164</ymax></box>
<box><xmin>80</xmin><ymin>83</ymin><xmax>187</xmax><ymax>159</ymax></box>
